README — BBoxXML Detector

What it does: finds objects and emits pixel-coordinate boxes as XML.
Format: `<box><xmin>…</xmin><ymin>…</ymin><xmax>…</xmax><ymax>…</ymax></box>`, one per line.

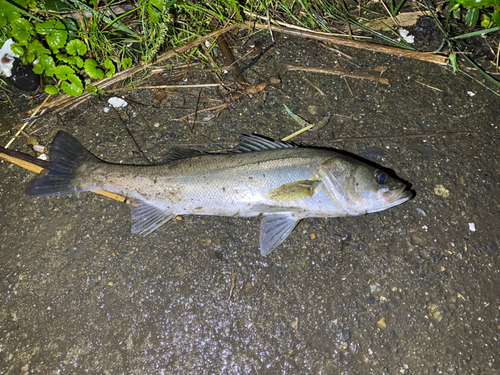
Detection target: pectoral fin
<box><xmin>266</xmin><ymin>180</ymin><xmax>321</xmax><ymax>202</ymax></box>
<box><xmin>260</xmin><ymin>214</ymin><xmax>300</xmax><ymax>256</ymax></box>
<box><xmin>130</xmin><ymin>200</ymin><xmax>173</xmax><ymax>235</ymax></box>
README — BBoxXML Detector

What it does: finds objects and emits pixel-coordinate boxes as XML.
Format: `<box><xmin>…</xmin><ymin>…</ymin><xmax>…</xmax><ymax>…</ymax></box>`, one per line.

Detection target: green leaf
<box><xmin>104</xmin><ymin>58</ymin><xmax>115</xmax><ymax>77</ymax></box>
<box><xmin>86</xmin><ymin>85</ymin><xmax>98</xmax><ymax>94</ymax></box>
<box><xmin>54</xmin><ymin>65</ymin><xmax>75</xmax><ymax>80</ymax></box>
<box><xmin>481</xmin><ymin>14</ymin><xmax>492</xmax><ymax>28</ymax></box>
<box><xmin>492</xmin><ymin>13</ymin><xmax>500</xmax><ymax>27</ymax></box>
<box><xmin>28</xmin><ymin>40</ymin><xmax>51</xmax><ymax>57</ymax></box>
<box><xmin>45</xmin><ymin>85</ymin><xmax>60</xmax><ymax>95</ymax></box>
<box><xmin>56</xmin><ymin>53</ymin><xmax>75</xmax><ymax>64</ymax></box>
<box><xmin>147</xmin><ymin>3</ymin><xmax>161</xmax><ymax>23</ymax></box>
<box><xmin>56</xmin><ymin>53</ymin><xmax>83</xmax><ymax>68</ymax></box>
<box><xmin>43</xmin><ymin>0</ymin><xmax>72</xmax><ymax>12</ymax></box>
<box><xmin>456</xmin><ymin>0</ymin><xmax>499</xmax><ymax>8</ymax></box>
<box><xmin>121</xmin><ymin>57</ymin><xmax>132</xmax><ymax>68</ymax></box>
<box><xmin>74</xmin><ymin>56</ymin><xmax>84</xmax><ymax>68</ymax></box>
<box><xmin>10</xmin><ymin>18</ymin><xmax>34</xmax><ymax>45</ymax></box>
<box><xmin>449</xmin><ymin>53</ymin><xmax>458</xmax><ymax>73</ymax></box>
<box><xmin>84</xmin><ymin>58</ymin><xmax>104</xmax><ymax>79</ymax></box>
<box><xmin>0</xmin><ymin>0</ymin><xmax>22</xmax><ymax>26</ymax></box>
<box><xmin>150</xmin><ymin>0</ymin><xmax>164</xmax><ymax>8</ymax></box>
<box><xmin>33</xmin><ymin>54</ymin><xmax>56</xmax><ymax>76</ymax></box>
<box><xmin>66</xmin><ymin>39</ymin><xmax>87</xmax><ymax>56</ymax></box>
<box><xmin>11</xmin><ymin>43</ymin><xmax>25</xmax><ymax>56</ymax></box>
<box><xmin>61</xmin><ymin>17</ymin><xmax>78</xmax><ymax>33</ymax></box>
<box><xmin>36</xmin><ymin>19</ymin><xmax>68</xmax><ymax>50</ymax></box>
<box><xmin>465</xmin><ymin>8</ymin><xmax>480</xmax><ymax>27</ymax></box>
<box><xmin>26</xmin><ymin>51</ymin><xmax>35</xmax><ymax>63</ymax></box>
<box><xmin>61</xmin><ymin>73</ymin><xmax>83</xmax><ymax>96</ymax></box>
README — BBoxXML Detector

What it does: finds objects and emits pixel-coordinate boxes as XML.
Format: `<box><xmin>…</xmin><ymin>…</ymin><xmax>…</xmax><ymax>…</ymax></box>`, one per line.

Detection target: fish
<box><xmin>28</xmin><ymin>131</ymin><xmax>413</xmax><ymax>256</ymax></box>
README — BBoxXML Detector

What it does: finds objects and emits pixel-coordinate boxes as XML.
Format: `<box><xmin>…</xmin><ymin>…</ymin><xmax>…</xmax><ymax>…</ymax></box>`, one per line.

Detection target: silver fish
<box><xmin>29</xmin><ymin>131</ymin><xmax>412</xmax><ymax>255</ymax></box>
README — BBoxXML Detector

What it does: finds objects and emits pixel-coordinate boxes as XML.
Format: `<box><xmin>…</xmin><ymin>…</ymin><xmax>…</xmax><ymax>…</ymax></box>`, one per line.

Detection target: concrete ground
<box><xmin>1</xmin><ymin>32</ymin><xmax>499</xmax><ymax>374</ymax></box>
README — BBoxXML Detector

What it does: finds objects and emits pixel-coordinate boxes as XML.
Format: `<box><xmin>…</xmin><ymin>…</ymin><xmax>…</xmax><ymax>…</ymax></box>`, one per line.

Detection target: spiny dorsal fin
<box><xmin>236</xmin><ymin>134</ymin><xmax>296</xmax><ymax>153</ymax></box>
<box><xmin>160</xmin><ymin>148</ymin><xmax>206</xmax><ymax>163</ymax></box>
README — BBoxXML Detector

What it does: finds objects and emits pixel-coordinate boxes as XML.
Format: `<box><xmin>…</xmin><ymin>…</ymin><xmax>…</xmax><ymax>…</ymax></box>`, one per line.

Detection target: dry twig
<box><xmin>287</xmin><ymin>65</ymin><xmax>390</xmax><ymax>85</ymax></box>
<box><xmin>246</xmin><ymin>21</ymin><xmax>448</xmax><ymax>66</ymax></box>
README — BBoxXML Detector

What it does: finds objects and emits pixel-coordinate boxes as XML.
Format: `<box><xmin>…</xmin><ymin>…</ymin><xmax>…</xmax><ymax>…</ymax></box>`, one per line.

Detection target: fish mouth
<box><xmin>382</xmin><ymin>184</ymin><xmax>412</xmax><ymax>205</ymax></box>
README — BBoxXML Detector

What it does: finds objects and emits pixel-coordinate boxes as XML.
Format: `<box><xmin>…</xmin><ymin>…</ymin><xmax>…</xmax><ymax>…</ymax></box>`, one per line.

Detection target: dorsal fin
<box><xmin>236</xmin><ymin>134</ymin><xmax>296</xmax><ymax>153</ymax></box>
<box><xmin>160</xmin><ymin>148</ymin><xmax>205</xmax><ymax>163</ymax></box>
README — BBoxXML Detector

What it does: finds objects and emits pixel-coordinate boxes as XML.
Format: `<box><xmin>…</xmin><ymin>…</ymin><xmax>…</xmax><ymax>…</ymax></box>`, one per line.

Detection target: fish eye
<box><xmin>374</xmin><ymin>170</ymin><xmax>387</xmax><ymax>184</ymax></box>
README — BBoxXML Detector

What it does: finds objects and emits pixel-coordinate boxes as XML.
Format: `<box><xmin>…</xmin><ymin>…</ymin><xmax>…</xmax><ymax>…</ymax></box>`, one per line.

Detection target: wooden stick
<box><xmin>0</xmin><ymin>145</ymin><xmax>130</xmax><ymax>203</ymax></box>
<box><xmin>246</xmin><ymin>21</ymin><xmax>449</xmax><ymax>66</ymax></box>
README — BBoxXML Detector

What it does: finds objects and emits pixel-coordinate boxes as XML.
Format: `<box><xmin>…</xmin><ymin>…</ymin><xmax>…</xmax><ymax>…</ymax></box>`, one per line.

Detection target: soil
<box><xmin>1</xmin><ymin>30</ymin><xmax>499</xmax><ymax>374</ymax></box>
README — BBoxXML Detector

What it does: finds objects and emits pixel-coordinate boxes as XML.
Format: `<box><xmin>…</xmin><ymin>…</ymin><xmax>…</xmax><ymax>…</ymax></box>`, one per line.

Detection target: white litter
<box><xmin>398</xmin><ymin>28</ymin><xmax>414</xmax><ymax>44</ymax></box>
<box><xmin>0</xmin><ymin>39</ymin><xmax>19</xmax><ymax>77</ymax></box>
<box><xmin>108</xmin><ymin>97</ymin><xmax>128</xmax><ymax>108</ymax></box>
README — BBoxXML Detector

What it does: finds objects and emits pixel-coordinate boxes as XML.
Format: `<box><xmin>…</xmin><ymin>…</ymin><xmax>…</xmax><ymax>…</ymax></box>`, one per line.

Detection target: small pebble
<box><xmin>307</xmin><ymin>105</ymin><xmax>318</xmax><ymax>115</ymax></box>
<box><xmin>434</xmin><ymin>184</ymin><xmax>450</xmax><ymax>198</ymax></box>
<box><xmin>377</xmin><ymin>318</ymin><xmax>387</xmax><ymax>329</ymax></box>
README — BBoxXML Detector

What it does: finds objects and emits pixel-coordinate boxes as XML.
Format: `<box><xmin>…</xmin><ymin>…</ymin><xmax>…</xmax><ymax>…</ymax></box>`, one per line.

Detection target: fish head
<box><xmin>318</xmin><ymin>155</ymin><xmax>413</xmax><ymax>215</ymax></box>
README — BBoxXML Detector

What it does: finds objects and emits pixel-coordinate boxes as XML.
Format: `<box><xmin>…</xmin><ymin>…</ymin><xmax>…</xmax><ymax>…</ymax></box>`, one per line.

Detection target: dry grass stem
<box><xmin>247</xmin><ymin>21</ymin><xmax>448</xmax><ymax>65</ymax></box>
<box><xmin>244</xmin><ymin>10</ymin><xmax>372</xmax><ymax>39</ymax></box>
<box><xmin>287</xmin><ymin>65</ymin><xmax>390</xmax><ymax>84</ymax></box>
<box><xmin>302</xmin><ymin>76</ymin><xmax>326</xmax><ymax>95</ymax></box>
<box><xmin>416</xmin><ymin>81</ymin><xmax>443</xmax><ymax>92</ymax></box>
<box><xmin>4</xmin><ymin>94</ymin><xmax>51</xmax><ymax>148</ymax></box>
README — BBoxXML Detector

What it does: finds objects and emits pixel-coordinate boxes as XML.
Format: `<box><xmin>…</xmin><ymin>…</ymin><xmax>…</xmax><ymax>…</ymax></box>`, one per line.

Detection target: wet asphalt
<box><xmin>1</xmin><ymin>33</ymin><xmax>499</xmax><ymax>374</ymax></box>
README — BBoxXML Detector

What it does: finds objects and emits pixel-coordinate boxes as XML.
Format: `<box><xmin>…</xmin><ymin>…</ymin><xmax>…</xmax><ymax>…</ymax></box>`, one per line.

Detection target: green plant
<box><xmin>386</xmin><ymin>0</ymin><xmax>407</xmax><ymax>17</ymax></box>
<box><xmin>0</xmin><ymin>0</ymin><xmax>141</xmax><ymax>96</ymax></box>
<box><xmin>449</xmin><ymin>0</ymin><xmax>500</xmax><ymax>28</ymax></box>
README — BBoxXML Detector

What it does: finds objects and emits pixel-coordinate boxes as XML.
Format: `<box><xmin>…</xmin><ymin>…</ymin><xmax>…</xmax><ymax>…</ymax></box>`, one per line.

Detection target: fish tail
<box><xmin>28</xmin><ymin>131</ymin><xmax>101</xmax><ymax>196</ymax></box>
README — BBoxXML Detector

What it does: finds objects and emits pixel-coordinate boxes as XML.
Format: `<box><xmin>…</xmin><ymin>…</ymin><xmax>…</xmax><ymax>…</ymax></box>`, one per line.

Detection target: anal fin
<box><xmin>130</xmin><ymin>200</ymin><xmax>173</xmax><ymax>235</ymax></box>
<box><xmin>260</xmin><ymin>214</ymin><xmax>301</xmax><ymax>256</ymax></box>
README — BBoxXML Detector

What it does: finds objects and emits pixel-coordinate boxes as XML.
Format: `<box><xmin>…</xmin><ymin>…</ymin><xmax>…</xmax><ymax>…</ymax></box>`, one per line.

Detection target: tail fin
<box><xmin>28</xmin><ymin>131</ymin><xmax>100</xmax><ymax>196</ymax></box>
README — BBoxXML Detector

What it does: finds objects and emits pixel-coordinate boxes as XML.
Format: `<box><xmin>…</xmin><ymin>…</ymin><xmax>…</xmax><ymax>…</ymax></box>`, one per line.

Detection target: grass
<box><xmin>0</xmin><ymin>0</ymin><xmax>499</xmax><ymax>95</ymax></box>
